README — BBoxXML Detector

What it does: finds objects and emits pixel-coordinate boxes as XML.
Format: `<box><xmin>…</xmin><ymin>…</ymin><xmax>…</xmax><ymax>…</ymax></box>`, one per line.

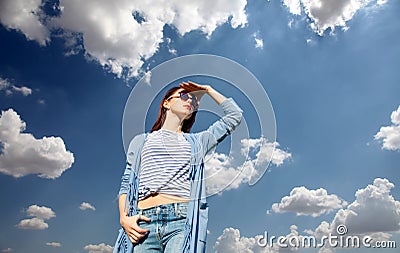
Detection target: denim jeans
<box><xmin>134</xmin><ymin>202</ymin><xmax>188</xmax><ymax>253</ymax></box>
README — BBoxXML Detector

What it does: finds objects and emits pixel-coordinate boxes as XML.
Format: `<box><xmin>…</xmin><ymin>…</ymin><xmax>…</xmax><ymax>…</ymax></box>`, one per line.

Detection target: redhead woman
<box><xmin>114</xmin><ymin>81</ymin><xmax>243</xmax><ymax>253</ymax></box>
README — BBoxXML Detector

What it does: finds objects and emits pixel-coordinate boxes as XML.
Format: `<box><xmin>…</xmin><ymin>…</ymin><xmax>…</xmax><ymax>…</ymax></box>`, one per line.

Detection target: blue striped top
<box><xmin>138</xmin><ymin>129</ymin><xmax>191</xmax><ymax>200</ymax></box>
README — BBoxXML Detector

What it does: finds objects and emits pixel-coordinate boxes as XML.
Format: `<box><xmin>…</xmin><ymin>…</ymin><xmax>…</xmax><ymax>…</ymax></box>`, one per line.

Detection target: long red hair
<box><xmin>150</xmin><ymin>87</ymin><xmax>198</xmax><ymax>133</ymax></box>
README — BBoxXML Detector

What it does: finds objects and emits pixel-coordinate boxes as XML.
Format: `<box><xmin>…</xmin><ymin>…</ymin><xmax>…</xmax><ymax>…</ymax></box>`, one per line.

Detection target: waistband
<box><xmin>137</xmin><ymin>201</ymin><xmax>188</xmax><ymax>216</ymax></box>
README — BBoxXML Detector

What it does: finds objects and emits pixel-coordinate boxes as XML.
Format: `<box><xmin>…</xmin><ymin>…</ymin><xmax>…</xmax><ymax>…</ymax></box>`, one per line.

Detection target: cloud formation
<box><xmin>214</xmin><ymin>178</ymin><xmax>400</xmax><ymax>252</ymax></box>
<box><xmin>253</xmin><ymin>33</ymin><xmax>264</xmax><ymax>49</ymax></box>
<box><xmin>0</xmin><ymin>0</ymin><xmax>49</xmax><ymax>45</ymax></box>
<box><xmin>214</xmin><ymin>225</ymin><xmax>308</xmax><ymax>253</ymax></box>
<box><xmin>205</xmin><ymin>137</ymin><xmax>291</xmax><ymax>195</ymax></box>
<box><xmin>214</xmin><ymin>227</ymin><xmax>271</xmax><ymax>253</ymax></box>
<box><xmin>374</xmin><ymin>105</ymin><xmax>400</xmax><ymax>151</ymax></box>
<box><xmin>46</xmin><ymin>242</ymin><xmax>61</xmax><ymax>247</ymax></box>
<box><xmin>283</xmin><ymin>0</ymin><xmax>387</xmax><ymax>35</ymax></box>
<box><xmin>310</xmin><ymin>178</ymin><xmax>400</xmax><ymax>252</ymax></box>
<box><xmin>0</xmin><ymin>77</ymin><xmax>32</xmax><ymax>96</ymax></box>
<box><xmin>55</xmin><ymin>0</ymin><xmax>248</xmax><ymax>78</ymax></box>
<box><xmin>16</xmin><ymin>205</ymin><xmax>56</xmax><ymax>230</ymax></box>
<box><xmin>26</xmin><ymin>205</ymin><xmax>56</xmax><ymax>220</ymax></box>
<box><xmin>84</xmin><ymin>243</ymin><xmax>113</xmax><ymax>253</ymax></box>
<box><xmin>272</xmin><ymin>186</ymin><xmax>348</xmax><ymax>217</ymax></box>
<box><xmin>241</xmin><ymin>138</ymin><xmax>292</xmax><ymax>167</ymax></box>
<box><xmin>79</xmin><ymin>202</ymin><xmax>96</xmax><ymax>211</ymax></box>
<box><xmin>0</xmin><ymin>108</ymin><xmax>74</xmax><ymax>179</ymax></box>
<box><xmin>0</xmin><ymin>0</ymin><xmax>248</xmax><ymax>79</ymax></box>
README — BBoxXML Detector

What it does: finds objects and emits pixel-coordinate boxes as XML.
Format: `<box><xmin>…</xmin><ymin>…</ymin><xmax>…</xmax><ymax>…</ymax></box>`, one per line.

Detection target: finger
<box><xmin>188</xmin><ymin>81</ymin><xmax>206</xmax><ymax>89</ymax></box>
<box><xmin>182</xmin><ymin>81</ymin><xmax>198</xmax><ymax>87</ymax></box>
<box><xmin>128</xmin><ymin>233</ymin><xmax>139</xmax><ymax>243</ymax></box>
<box><xmin>129</xmin><ymin>228</ymin><xmax>147</xmax><ymax>240</ymax></box>
<box><xmin>188</xmin><ymin>80</ymin><xmax>200</xmax><ymax>86</ymax></box>
<box><xmin>185</xmin><ymin>82</ymin><xmax>199</xmax><ymax>89</ymax></box>
<box><xmin>139</xmin><ymin>215</ymin><xmax>151</xmax><ymax>222</ymax></box>
<box><xmin>132</xmin><ymin>223</ymin><xmax>150</xmax><ymax>234</ymax></box>
<box><xmin>180</xmin><ymin>82</ymin><xmax>193</xmax><ymax>91</ymax></box>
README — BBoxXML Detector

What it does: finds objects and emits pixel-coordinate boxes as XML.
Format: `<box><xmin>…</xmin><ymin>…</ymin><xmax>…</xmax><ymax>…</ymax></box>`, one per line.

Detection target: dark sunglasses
<box><xmin>167</xmin><ymin>91</ymin><xmax>198</xmax><ymax>106</ymax></box>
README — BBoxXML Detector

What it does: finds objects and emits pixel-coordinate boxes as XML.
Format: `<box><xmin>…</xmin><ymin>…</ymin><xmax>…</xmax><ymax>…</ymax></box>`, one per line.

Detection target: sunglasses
<box><xmin>167</xmin><ymin>91</ymin><xmax>198</xmax><ymax>107</ymax></box>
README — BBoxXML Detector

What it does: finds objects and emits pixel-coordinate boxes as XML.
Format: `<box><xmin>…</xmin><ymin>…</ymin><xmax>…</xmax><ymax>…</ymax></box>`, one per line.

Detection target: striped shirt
<box><xmin>138</xmin><ymin>129</ymin><xmax>191</xmax><ymax>200</ymax></box>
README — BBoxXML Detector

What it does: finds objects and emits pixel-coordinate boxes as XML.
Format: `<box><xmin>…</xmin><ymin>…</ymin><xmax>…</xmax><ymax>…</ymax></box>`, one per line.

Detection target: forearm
<box><xmin>206</xmin><ymin>86</ymin><xmax>227</xmax><ymax>105</ymax></box>
<box><xmin>119</xmin><ymin>193</ymin><xmax>128</xmax><ymax>222</ymax></box>
<box><xmin>200</xmin><ymin>97</ymin><xmax>243</xmax><ymax>155</ymax></box>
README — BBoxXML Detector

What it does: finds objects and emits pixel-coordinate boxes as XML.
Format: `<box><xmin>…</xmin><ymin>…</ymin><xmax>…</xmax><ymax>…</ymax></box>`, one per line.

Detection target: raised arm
<box><xmin>180</xmin><ymin>81</ymin><xmax>226</xmax><ymax>105</ymax></box>
<box><xmin>180</xmin><ymin>81</ymin><xmax>243</xmax><ymax>156</ymax></box>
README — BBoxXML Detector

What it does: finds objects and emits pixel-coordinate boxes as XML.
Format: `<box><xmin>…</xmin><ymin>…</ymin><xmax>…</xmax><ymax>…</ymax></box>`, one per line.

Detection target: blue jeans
<box><xmin>134</xmin><ymin>202</ymin><xmax>188</xmax><ymax>253</ymax></box>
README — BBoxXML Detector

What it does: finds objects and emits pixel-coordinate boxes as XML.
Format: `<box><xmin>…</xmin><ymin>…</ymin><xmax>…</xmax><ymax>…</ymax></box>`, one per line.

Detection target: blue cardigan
<box><xmin>118</xmin><ymin>98</ymin><xmax>243</xmax><ymax>253</ymax></box>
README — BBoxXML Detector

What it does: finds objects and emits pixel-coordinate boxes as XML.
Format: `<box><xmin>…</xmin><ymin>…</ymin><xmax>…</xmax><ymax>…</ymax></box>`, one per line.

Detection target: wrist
<box><xmin>120</xmin><ymin>214</ymin><xmax>128</xmax><ymax>225</ymax></box>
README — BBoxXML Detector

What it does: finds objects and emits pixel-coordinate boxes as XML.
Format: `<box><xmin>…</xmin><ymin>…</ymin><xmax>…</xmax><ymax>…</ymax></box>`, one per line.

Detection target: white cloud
<box><xmin>1</xmin><ymin>1</ymin><xmax>248</xmax><ymax>79</ymax></box>
<box><xmin>51</xmin><ymin>0</ymin><xmax>248</xmax><ymax>79</ymax></box>
<box><xmin>46</xmin><ymin>242</ymin><xmax>61</xmax><ymax>247</ymax></box>
<box><xmin>215</xmin><ymin>178</ymin><xmax>400</xmax><ymax>253</ymax></box>
<box><xmin>168</xmin><ymin>48</ymin><xmax>177</xmax><ymax>55</ymax></box>
<box><xmin>0</xmin><ymin>77</ymin><xmax>32</xmax><ymax>96</ymax></box>
<box><xmin>0</xmin><ymin>77</ymin><xmax>10</xmax><ymax>90</ymax></box>
<box><xmin>143</xmin><ymin>71</ymin><xmax>152</xmax><ymax>86</ymax></box>
<box><xmin>84</xmin><ymin>243</ymin><xmax>113</xmax><ymax>253</ymax></box>
<box><xmin>17</xmin><ymin>217</ymin><xmax>49</xmax><ymax>230</ymax></box>
<box><xmin>205</xmin><ymin>137</ymin><xmax>291</xmax><ymax>195</ymax></box>
<box><xmin>205</xmin><ymin>153</ymin><xmax>250</xmax><ymax>194</ymax></box>
<box><xmin>214</xmin><ymin>225</ymin><xmax>311</xmax><ymax>253</ymax></box>
<box><xmin>165</xmin><ymin>37</ymin><xmax>177</xmax><ymax>55</ymax></box>
<box><xmin>11</xmin><ymin>86</ymin><xmax>32</xmax><ymax>96</ymax></box>
<box><xmin>283</xmin><ymin>0</ymin><xmax>388</xmax><ymax>36</ymax></box>
<box><xmin>331</xmin><ymin>178</ymin><xmax>400</xmax><ymax>234</ymax></box>
<box><xmin>1</xmin><ymin>248</ymin><xmax>13</xmax><ymax>252</ymax></box>
<box><xmin>16</xmin><ymin>205</ymin><xmax>56</xmax><ymax>230</ymax></box>
<box><xmin>283</xmin><ymin>0</ymin><xmax>302</xmax><ymax>15</ymax></box>
<box><xmin>253</xmin><ymin>33</ymin><xmax>264</xmax><ymax>49</ymax></box>
<box><xmin>272</xmin><ymin>187</ymin><xmax>348</xmax><ymax>217</ymax></box>
<box><xmin>374</xmin><ymin>105</ymin><xmax>400</xmax><ymax>151</ymax></box>
<box><xmin>0</xmin><ymin>0</ymin><xmax>49</xmax><ymax>45</ymax></box>
<box><xmin>241</xmin><ymin>137</ymin><xmax>292</xmax><ymax>167</ymax></box>
<box><xmin>288</xmin><ymin>19</ymin><xmax>295</xmax><ymax>29</ymax></box>
<box><xmin>26</xmin><ymin>205</ymin><xmax>56</xmax><ymax>220</ymax></box>
<box><xmin>0</xmin><ymin>108</ymin><xmax>74</xmax><ymax>179</ymax></box>
<box><xmin>311</xmin><ymin>178</ymin><xmax>400</xmax><ymax>251</ymax></box>
<box><xmin>80</xmin><ymin>202</ymin><xmax>96</xmax><ymax>211</ymax></box>
<box><xmin>214</xmin><ymin>227</ymin><xmax>273</xmax><ymax>253</ymax></box>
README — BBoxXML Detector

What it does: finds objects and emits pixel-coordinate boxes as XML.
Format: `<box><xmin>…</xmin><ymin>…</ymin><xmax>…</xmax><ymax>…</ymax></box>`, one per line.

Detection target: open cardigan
<box><xmin>118</xmin><ymin>97</ymin><xmax>243</xmax><ymax>253</ymax></box>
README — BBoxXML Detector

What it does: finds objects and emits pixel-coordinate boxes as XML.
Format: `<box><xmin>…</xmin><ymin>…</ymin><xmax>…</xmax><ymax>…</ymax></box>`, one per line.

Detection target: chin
<box><xmin>184</xmin><ymin>113</ymin><xmax>192</xmax><ymax>120</ymax></box>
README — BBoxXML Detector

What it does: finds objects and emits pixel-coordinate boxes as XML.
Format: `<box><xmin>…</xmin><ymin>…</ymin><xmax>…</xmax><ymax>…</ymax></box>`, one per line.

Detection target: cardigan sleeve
<box><xmin>117</xmin><ymin>134</ymin><xmax>143</xmax><ymax>197</ymax></box>
<box><xmin>197</xmin><ymin>97</ymin><xmax>243</xmax><ymax>157</ymax></box>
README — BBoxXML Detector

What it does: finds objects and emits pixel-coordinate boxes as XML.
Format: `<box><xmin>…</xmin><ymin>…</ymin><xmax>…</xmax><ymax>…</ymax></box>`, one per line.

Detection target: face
<box><xmin>165</xmin><ymin>89</ymin><xmax>197</xmax><ymax>118</ymax></box>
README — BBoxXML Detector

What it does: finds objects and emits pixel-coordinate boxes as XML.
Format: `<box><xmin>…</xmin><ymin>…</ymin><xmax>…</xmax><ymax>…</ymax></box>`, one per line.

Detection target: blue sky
<box><xmin>0</xmin><ymin>0</ymin><xmax>399</xmax><ymax>253</ymax></box>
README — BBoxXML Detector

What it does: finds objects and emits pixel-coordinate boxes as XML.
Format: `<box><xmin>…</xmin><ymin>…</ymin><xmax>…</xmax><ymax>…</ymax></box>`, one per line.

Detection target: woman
<box><xmin>116</xmin><ymin>81</ymin><xmax>243</xmax><ymax>253</ymax></box>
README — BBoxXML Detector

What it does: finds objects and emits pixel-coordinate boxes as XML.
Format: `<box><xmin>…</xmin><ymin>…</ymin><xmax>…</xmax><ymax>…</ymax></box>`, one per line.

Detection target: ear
<box><xmin>163</xmin><ymin>100</ymin><xmax>170</xmax><ymax>110</ymax></box>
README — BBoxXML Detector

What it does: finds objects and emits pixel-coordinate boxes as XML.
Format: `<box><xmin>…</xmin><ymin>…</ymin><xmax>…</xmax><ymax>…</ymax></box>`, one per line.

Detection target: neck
<box><xmin>161</xmin><ymin>113</ymin><xmax>183</xmax><ymax>133</ymax></box>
